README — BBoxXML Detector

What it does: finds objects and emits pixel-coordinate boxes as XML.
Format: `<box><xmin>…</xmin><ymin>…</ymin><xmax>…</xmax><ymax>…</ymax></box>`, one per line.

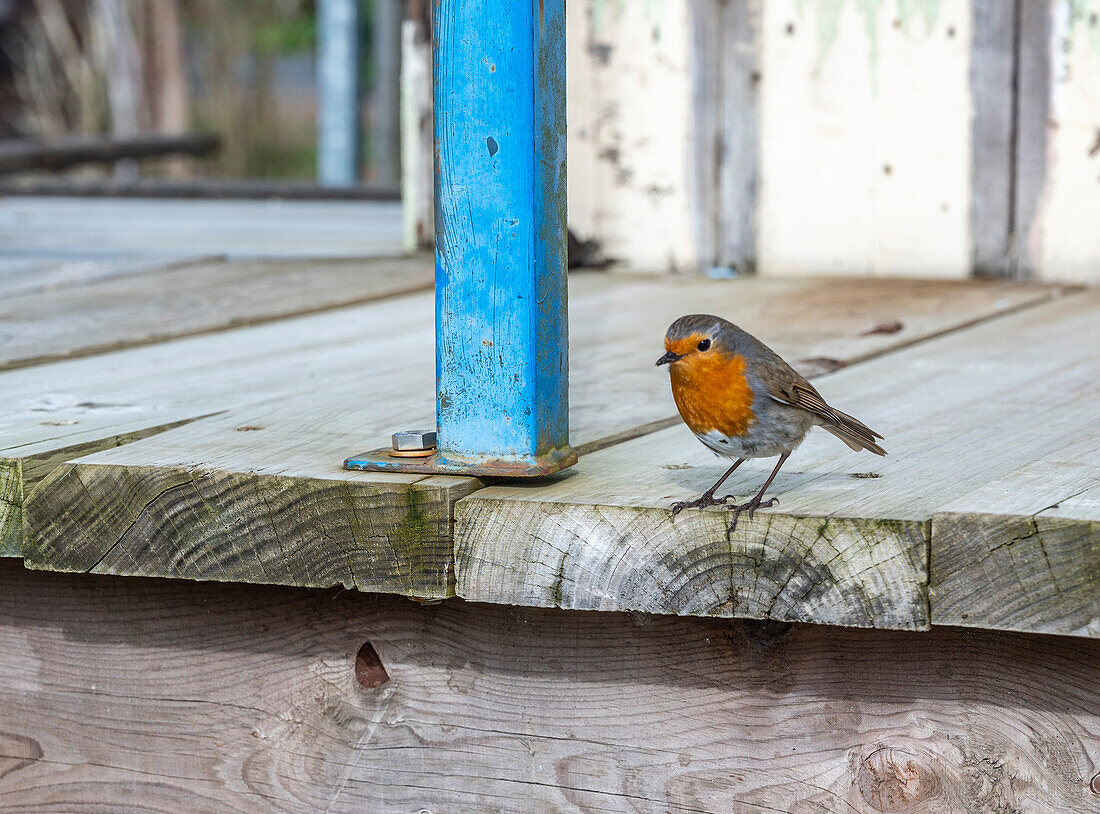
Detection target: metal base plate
<box><xmin>344</xmin><ymin>445</ymin><xmax>578</xmax><ymax>477</ymax></box>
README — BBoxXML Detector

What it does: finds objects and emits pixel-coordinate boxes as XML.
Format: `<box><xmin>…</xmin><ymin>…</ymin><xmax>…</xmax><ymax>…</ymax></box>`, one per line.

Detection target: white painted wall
<box><xmin>757</xmin><ymin>0</ymin><xmax>972</xmax><ymax>278</ymax></box>
<box><xmin>557</xmin><ymin>0</ymin><xmax>1100</xmax><ymax>281</ymax></box>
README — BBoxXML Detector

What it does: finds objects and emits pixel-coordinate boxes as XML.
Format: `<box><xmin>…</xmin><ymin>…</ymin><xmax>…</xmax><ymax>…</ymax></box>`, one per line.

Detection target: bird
<box><xmin>656</xmin><ymin>314</ymin><xmax>886</xmax><ymax>530</ymax></box>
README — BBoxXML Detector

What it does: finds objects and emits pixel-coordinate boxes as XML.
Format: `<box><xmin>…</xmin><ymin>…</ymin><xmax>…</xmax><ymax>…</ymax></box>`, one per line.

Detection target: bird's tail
<box><xmin>820</xmin><ymin>408</ymin><xmax>887</xmax><ymax>456</ymax></box>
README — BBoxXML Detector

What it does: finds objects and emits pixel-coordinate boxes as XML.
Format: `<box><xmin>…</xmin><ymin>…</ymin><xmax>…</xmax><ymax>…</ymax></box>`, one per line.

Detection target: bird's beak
<box><xmin>655</xmin><ymin>350</ymin><xmax>682</xmax><ymax>366</ymax></box>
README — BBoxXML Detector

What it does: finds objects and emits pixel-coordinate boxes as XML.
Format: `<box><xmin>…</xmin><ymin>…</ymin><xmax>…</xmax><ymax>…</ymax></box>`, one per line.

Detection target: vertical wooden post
<box><xmin>372</xmin><ymin>0</ymin><xmax>402</xmax><ymax>186</ymax></box>
<box><xmin>433</xmin><ymin>0</ymin><xmax>575</xmax><ymax>474</ymax></box>
<box><xmin>401</xmin><ymin>1</ymin><xmax>434</xmax><ymax>251</ymax></box>
<box><xmin>95</xmin><ymin>0</ymin><xmax>142</xmax><ymax>182</ymax></box>
<box><xmin>317</xmin><ymin>0</ymin><xmax>360</xmax><ymax>186</ymax></box>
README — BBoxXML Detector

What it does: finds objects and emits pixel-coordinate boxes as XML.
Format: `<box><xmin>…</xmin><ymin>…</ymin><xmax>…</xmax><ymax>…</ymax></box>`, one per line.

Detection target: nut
<box><xmin>392</xmin><ymin>429</ymin><xmax>437</xmax><ymax>452</ymax></box>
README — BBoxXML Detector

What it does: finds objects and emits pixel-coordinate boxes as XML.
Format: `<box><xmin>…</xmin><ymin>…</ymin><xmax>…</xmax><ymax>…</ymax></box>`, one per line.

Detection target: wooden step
<box><xmin>455</xmin><ymin>291</ymin><xmax>1098</xmax><ymax>633</ymax></box>
<box><xmin>9</xmin><ymin>274</ymin><xmax>1053</xmax><ymax>608</ymax></box>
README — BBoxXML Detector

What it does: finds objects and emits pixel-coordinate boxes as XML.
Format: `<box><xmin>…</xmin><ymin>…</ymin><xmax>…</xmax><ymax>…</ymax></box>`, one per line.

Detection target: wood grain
<box><xmin>0</xmin><ymin>254</ymin><xmax>434</xmax><ymax>371</ymax></box>
<box><xmin>457</xmin><ymin>291</ymin><xmax>1100</xmax><ymax>633</ymax></box>
<box><xmin>5</xmin><ymin>275</ymin><xmax>1065</xmax><ymax>613</ymax></box>
<box><xmin>456</xmin><ymin>497</ymin><xmax>928</xmax><ymax>628</ymax></box>
<box><xmin>6</xmin><ymin>274</ymin><xmax>1048</xmax><ymax>586</ymax></box>
<box><xmin>24</xmin><ymin>464</ymin><xmax>477</xmax><ymax>597</ymax></box>
<box><xmin>932</xmin><ymin>437</ymin><xmax>1100</xmax><ymax>636</ymax></box>
<box><xmin>0</xmin><ymin>286</ymin><xmax>444</xmax><ymax>564</ymax></box>
<box><xmin>1</xmin><ymin>413</ymin><xmax>215</xmax><ymax>558</ymax></box>
<box><xmin>2</xmin><ymin>561</ymin><xmax>1099</xmax><ymax>812</ymax></box>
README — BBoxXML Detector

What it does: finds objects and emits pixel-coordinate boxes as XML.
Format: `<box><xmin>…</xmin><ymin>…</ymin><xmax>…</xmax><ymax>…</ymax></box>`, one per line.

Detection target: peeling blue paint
<box><xmin>432</xmin><ymin>0</ymin><xmax>575</xmax><ymax>473</ymax></box>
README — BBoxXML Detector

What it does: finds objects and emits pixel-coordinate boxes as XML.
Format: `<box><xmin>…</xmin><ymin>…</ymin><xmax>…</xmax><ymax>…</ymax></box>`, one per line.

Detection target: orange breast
<box><xmin>670</xmin><ymin>352</ymin><xmax>755</xmax><ymax>437</ymax></box>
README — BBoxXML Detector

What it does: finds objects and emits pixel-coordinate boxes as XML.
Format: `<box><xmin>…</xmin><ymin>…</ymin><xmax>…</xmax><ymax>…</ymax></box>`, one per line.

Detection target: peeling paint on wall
<box><xmin>1063</xmin><ymin>0</ymin><xmax>1100</xmax><ymax>61</ymax></box>
<box><xmin>593</xmin><ymin>0</ymin><xmax>669</xmax><ymax>39</ymax></box>
<box><xmin>794</xmin><ymin>0</ymin><xmax>944</xmax><ymax>85</ymax></box>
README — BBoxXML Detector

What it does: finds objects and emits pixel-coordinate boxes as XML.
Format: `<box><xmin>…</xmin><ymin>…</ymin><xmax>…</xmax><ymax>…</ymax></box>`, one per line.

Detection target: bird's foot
<box><xmin>725</xmin><ymin>495</ymin><xmax>779</xmax><ymax>532</ymax></box>
<box><xmin>670</xmin><ymin>492</ymin><xmax>732</xmax><ymax>516</ymax></box>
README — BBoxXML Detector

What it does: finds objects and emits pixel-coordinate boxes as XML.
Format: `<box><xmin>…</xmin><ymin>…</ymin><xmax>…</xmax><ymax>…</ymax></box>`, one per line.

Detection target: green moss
<box><xmin>390</xmin><ymin>486</ymin><xmax>451</xmax><ymax>598</ymax></box>
<box><xmin>0</xmin><ymin>460</ymin><xmax>23</xmax><ymax>558</ymax></box>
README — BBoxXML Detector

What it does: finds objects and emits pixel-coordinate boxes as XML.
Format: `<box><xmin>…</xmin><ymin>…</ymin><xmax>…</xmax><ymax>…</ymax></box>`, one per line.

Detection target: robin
<box><xmin>656</xmin><ymin>314</ymin><xmax>886</xmax><ymax>530</ymax></box>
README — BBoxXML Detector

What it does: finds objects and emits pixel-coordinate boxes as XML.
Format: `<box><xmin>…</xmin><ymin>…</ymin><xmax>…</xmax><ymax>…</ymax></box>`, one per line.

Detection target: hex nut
<box><xmin>392</xmin><ymin>429</ymin><xmax>438</xmax><ymax>452</ymax></box>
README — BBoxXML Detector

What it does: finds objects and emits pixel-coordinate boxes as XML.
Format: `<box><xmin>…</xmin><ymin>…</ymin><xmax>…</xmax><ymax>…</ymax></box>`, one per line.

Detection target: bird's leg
<box><xmin>726</xmin><ymin>453</ymin><xmax>790</xmax><ymax>532</ymax></box>
<box><xmin>670</xmin><ymin>459</ymin><xmax>745</xmax><ymax>515</ymax></box>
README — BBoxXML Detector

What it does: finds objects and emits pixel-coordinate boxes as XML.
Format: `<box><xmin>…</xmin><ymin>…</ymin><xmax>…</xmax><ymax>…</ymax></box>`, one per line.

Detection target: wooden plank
<box><xmin>0</xmin><ymin>197</ymin><xmax>404</xmax><ymax>259</ymax></box>
<box><xmin>716</xmin><ymin>0</ymin><xmax>762</xmax><ymax>272</ymax></box>
<box><xmin>564</xmin><ymin>275</ymin><xmax>1060</xmax><ymax>450</ymax></box>
<box><xmin>26</xmin><ymin>463</ymin><xmax>475</xmax><ymax>594</ymax></box>
<box><xmin>9</xmin><ymin>276</ymin><xmax>1060</xmax><ymax>602</ymax></box>
<box><xmin>0</xmin><ymin>254</ymin><xmax>434</xmax><ymax>371</ymax></box>
<box><xmin>317</xmin><ymin>0</ymin><xmax>360</xmax><ymax>186</ymax></box>
<box><xmin>687</xmin><ymin>0</ymin><xmax>723</xmax><ymax>271</ymax></box>
<box><xmin>0</xmin><ymin>133</ymin><xmax>220</xmax><ymax>173</ymax></box>
<box><xmin>969</xmin><ymin>0</ymin><xmax>1016</xmax><ymax>276</ymax></box>
<box><xmin>688</xmin><ymin>0</ymin><xmax>762</xmax><ymax>273</ymax></box>
<box><xmin>0</xmin><ymin>286</ymin><xmax>437</xmax><ymax>563</ymax></box>
<box><xmin>931</xmin><ymin>434</ymin><xmax>1100</xmax><ymax>636</ymax></box>
<box><xmin>566</xmin><ymin>0</ymin><xmax>697</xmax><ymax>272</ymax></box>
<box><xmin>1028</xmin><ymin>2</ymin><xmax>1100</xmax><ymax>283</ymax></box>
<box><xmin>1012</xmin><ymin>0</ymin><xmax>1051</xmax><ymax>280</ymax></box>
<box><xmin>400</xmin><ymin>15</ymin><xmax>434</xmax><ymax>251</ymax></box>
<box><xmin>757</xmin><ymin>0</ymin><xmax>972</xmax><ymax>278</ymax></box>
<box><xmin>455</xmin><ymin>290</ymin><xmax>1099</xmax><ymax>631</ymax></box>
<box><xmin>5</xmin><ymin>288</ymin><xmax>461</xmax><ymax>596</ymax></box>
<box><xmin>0</xmin><ymin>254</ymin><xmax>212</xmax><ymax>298</ymax></box>
<box><xmin>0</xmin><ymin>178</ymin><xmax>400</xmax><ymax>199</ymax></box>
<box><xmin>1</xmin><ymin>413</ymin><xmax>219</xmax><ymax>559</ymax></box>
<box><xmin>2</xmin><ymin>561</ymin><xmax>1099</xmax><ymax>812</ymax></box>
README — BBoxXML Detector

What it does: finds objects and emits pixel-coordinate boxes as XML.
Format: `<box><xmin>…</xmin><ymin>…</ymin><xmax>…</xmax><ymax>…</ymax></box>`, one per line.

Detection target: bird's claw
<box><xmin>669</xmin><ymin>493</ymin><xmax>732</xmax><ymax>517</ymax></box>
<box><xmin>726</xmin><ymin>495</ymin><xmax>779</xmax><ymax>532</ymax></box>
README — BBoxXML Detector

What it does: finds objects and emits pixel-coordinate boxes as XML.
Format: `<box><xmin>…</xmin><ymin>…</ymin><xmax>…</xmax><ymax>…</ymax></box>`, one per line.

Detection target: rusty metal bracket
<box><xmin>344</xmin><ymin>445</ymin><xmax>577</xmax><ymax>478</ymax></box>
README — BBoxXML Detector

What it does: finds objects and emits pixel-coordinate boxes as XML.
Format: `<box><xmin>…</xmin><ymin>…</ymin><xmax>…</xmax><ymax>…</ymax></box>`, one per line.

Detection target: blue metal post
<box><xmin>432</xmin><ymin>0</ymin><xmax>575</xmax><ymax>475</ymax></box>
<box><xmin>317</xmin><ymin>0</ymin><xmax>359</xmax><ymax>186</ymax></box>
<box><xmin>343</xmin><ymin>0</ymin><xmax>574</xmax><ymax>477</ymax></box>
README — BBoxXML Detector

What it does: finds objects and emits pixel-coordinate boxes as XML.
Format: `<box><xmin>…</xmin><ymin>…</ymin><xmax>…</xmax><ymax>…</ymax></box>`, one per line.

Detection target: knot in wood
<box><xmin>354</xmin><ymin>642</ymin><xmax>390</xmax><ymax>689</ymax></box>
<box><xmin>855</xmin><ymin>747</ymin><xmax>941</xmax><ymax>812</ymax></box>
<box><xmin>1090</xmin><ymin>772</ymin><xmax>1100</xmax><ymax>795</ymax></box>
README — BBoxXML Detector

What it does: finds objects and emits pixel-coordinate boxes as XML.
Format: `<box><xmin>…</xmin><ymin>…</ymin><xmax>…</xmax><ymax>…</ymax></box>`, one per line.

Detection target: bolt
<box><xmin>390</xmin><ymin>429</ymin><xmax>437</xmax><ymax>458</ymax></box>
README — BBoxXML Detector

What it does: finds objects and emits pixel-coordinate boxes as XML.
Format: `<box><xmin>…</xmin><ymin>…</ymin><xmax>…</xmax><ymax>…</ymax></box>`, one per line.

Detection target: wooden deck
<box><xmin>3</xmin><ymin>244</ymin><xmax>1099</xmax><ymax>811</ymax></box>
<box><xmin>2</xmin><ymin>252</ymin><xmax>1094</xmax><ymax>635</ymax></box>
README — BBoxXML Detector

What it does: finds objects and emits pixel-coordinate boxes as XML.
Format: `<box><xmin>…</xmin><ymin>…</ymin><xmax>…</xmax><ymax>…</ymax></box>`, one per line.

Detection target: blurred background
<box><xmin>0</xmin><ymin>0</ymin><xmax>1097</xmax><ymax>281</ymax></box>
<box><xmin>0</xmin><ymin>0</ymin><xmax>400</xmax><ymax>184</ymax></box>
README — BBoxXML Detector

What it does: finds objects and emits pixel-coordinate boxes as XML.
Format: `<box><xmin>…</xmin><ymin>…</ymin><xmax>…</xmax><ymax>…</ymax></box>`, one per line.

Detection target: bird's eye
<box><xmin>697</xmin><ymin>339</ymin><xmax>711</xmax><ymax>352</ymax></box>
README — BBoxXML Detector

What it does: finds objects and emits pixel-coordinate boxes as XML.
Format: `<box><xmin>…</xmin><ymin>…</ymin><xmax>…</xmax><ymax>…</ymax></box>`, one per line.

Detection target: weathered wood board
<box><xmin>758</xmin><ymin>0</ymin><xmax>972</xmax><ymax>278</ymax></box>
<box><xmin>0</xmin><ymin>197</ymin><xmax>404</xmax><ymax>259</ymax></box>
<box><xmin>565</xmin><ymin>275</ymin><xmax>1060</xmax><ymax>450</ymax></box>
<box><xmin>566</xmin><ymin>0</ymin><xmax>697</xmax><ymax>272</ymax></box>
<box><xmin>0</xmin><ymin>287</ymin><xmax>439</xmax><ymax>565</ymax></box>
<box><xmin>9</xmin><ymin>276</ymin><xmax>1056</xmax><ymax>604</ymax></box>
<box><xmin>1024</xmin><ymin>2</ymin><xmax>1100</xmax><ymax>283</ymax></box>
<box><xmin>456</xmin><ymin>291</ymin><xmax>1100</xmax><ymax>633</ymax></box>
<box><xmin>2</xmin><ymin>561</ymin><xmax>1099</xmax><ymax>813</ymax></box>
<box><xmin>0</xmin><ymin>254</ymin><xmax>211</xmax><ymax>298</ymax></box>
<box><xmin>0</xmin><ymin>254</ymin><xmax>434</xmax><ymax>371</ymax></box>
<box><xmin>932</xmin><ymin>438</ymin><xmax>1100</xmax><ymax>637</ymax></box>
